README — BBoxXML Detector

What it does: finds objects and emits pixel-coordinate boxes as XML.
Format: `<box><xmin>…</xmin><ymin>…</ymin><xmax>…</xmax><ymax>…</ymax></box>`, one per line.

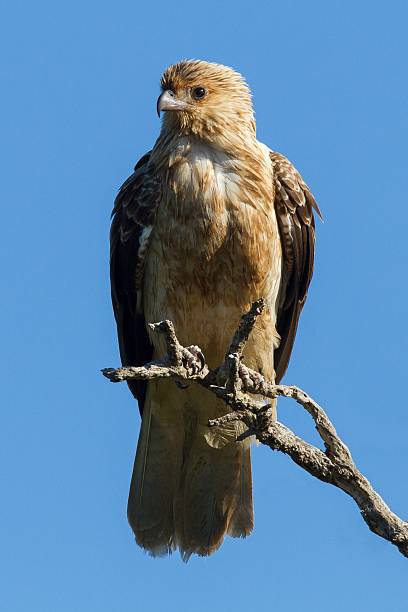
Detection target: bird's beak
<box><xmin>156</xmin><ymin>90</ymin><xmax>189</xmax><ymax>117</ymax></box>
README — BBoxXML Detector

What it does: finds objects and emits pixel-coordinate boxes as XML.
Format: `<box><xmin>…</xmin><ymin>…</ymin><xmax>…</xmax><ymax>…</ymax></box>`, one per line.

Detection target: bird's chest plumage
<box><xmin>144</xmin><ymin>141</ymin><xmax>281</xmax><ymax>369</ymax></box>
<box><xmin>154</xmin><ymin>143</ymin><xmax>277</xmax><ymax>286</ymax></box>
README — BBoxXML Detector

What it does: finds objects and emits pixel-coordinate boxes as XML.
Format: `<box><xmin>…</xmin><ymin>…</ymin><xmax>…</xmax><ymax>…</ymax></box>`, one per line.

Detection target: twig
<box><xmin>227</xmin><ymin>298</ymin><xmax>265</xmax><ymax>357</ymax></box>
<box><xmin>148</xmin><ymin>320</ymin><xmax>183</xmax><ymax>367</ymax></box>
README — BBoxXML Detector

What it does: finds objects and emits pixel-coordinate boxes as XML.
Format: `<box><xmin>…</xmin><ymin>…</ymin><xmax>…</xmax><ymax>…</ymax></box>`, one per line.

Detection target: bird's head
<box><xmin>157</xmin><ymin>60</ymin><xmax>256</xmax><ymax>142</ymax></box>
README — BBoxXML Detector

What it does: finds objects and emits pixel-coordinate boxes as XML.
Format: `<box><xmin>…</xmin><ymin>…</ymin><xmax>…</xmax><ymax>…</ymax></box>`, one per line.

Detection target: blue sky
<box><xmin>1</xmin><ymin>0</ymin><xmax>408</xmax><ymax>610</ymax></box>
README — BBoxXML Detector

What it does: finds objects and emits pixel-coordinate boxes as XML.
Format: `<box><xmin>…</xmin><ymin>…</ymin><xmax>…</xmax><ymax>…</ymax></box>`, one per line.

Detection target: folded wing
<box><xmin>110</xmin><ymin>152</ymin><xmax>161</xmax><ymax>413</ymax></box>
<box><xmin>271</xmin><ymin>150</ymin><xmax>322</xmax><ymax>382</ymax></box>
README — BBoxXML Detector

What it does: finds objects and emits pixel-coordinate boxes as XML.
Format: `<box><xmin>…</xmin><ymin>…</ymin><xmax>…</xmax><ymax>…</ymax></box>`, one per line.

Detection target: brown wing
<box><xmin>270</xmin><ymin>150</ymin><xmax>322</xmax><ymax>383</ymax></box>
<box><xmin>110</xmin><ymin>151</ymin><xmax>161</xmax><ymax>414</ymax></box>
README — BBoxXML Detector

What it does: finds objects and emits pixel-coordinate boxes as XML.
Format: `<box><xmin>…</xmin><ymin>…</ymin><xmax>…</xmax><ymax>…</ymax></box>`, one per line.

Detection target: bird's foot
<box><xmin>238</xmin><ymin>363</ymin><xmax>264</xmax><ymax>393</ymax></box>
<box><xmin>181</xmin><ymin>345</ymin><xmax>206</xmax><ymax>375</ymax></box>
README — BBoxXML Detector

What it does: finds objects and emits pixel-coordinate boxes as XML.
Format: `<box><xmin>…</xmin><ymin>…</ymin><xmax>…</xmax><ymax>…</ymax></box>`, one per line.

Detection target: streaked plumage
<box><xmin>110</xmin><ymin>60</ymin><xmax>321</xmax><ymax>559</ymax></box>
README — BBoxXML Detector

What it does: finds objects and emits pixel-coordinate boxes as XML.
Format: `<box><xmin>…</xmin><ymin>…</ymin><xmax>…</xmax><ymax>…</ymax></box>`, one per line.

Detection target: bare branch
<box><xmin>227</xmin><ymin>298</ymin><xmax>265</xmax><ymax>358</ymax></box>
<box><xmin>102</xmin><ymin>302</ymin><xmax>408</xmax><ymax>559</ymax></box>
<box><xmin>148</xmin><ymin>320</ymin><xmax>183</xmax><ymax>367</ymax></box>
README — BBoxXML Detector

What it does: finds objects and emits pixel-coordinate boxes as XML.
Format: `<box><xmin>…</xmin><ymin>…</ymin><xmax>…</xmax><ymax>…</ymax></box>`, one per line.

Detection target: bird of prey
<box><xmin>110</xmin><ymin>60</ymin><xmax>320</xmax><ymax>560</ymax></box>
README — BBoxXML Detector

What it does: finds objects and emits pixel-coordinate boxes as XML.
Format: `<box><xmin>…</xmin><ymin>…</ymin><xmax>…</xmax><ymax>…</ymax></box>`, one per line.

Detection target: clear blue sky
<box><xmin>1</xmin><ymin>0</ymin><xmax>407</xmax><ymax>610</ymax></box>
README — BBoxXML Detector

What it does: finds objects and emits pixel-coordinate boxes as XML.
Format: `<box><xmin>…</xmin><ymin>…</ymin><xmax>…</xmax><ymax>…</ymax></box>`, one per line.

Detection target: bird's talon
<box><xmin>182</xmin><ymin>345</ymin><xmax>205</xmax><ymax>375</ymax></box>
<box><xmin>239</xmin><ymin>363</ymin><xmax>264</xmax><ymax>392</ymax></box>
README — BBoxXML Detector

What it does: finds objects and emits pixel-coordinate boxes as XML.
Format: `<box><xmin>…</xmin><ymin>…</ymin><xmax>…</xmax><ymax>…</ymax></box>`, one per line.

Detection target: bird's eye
<box><xmin>192</xmin><ymin>87</ymin><xmax>206</xmax><ymax>100</ymax></box>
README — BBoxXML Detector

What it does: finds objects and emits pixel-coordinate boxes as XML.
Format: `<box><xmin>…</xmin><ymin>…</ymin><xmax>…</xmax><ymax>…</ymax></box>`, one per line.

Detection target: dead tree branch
<box><xmin>102</xmin><ymin>300</ymin><xmax>408</xmax><ymax>558</ymax></box>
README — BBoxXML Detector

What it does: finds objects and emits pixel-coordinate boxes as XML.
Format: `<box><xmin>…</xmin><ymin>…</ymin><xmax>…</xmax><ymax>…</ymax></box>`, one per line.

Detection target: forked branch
<box><xmin>102</xmin><ymin>300</ymin><xmax>408</xmax><ymax>558</ymax></box>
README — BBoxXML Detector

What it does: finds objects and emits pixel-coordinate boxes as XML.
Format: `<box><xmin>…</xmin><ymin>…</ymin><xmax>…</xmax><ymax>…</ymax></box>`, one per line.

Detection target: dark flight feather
<box><xmin>110</xmin><ymin>152</ymin><xmax>161</xmax><ymax>414</ymax></box>
<box><xmin>271</xmin><ymin>151</ymin><xmax>321</xmax><ymax>382</ymax></box>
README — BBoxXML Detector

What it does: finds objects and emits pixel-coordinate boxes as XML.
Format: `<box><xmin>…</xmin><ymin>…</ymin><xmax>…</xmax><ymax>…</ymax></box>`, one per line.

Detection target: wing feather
<box><xmin>270</xmin><ymin>150</ymin><xmax>321</xmax><ymax>382</ymax></box>
<box><xmin>110</xmin><ymin>152</ymin><xmax>161</xmax><ymax>414</ymax></box>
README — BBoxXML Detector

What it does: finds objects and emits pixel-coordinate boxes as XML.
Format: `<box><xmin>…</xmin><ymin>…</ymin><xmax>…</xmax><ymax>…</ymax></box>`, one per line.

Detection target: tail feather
<box><xmin>227</xmin><ymin>446</ymin><xmax>254</xmax><ymax>538</ymax></box>
<box><xmin>175</xmin><ymin>440</ymin><xmax>243</xmax><ymax>559</ymax></box>
<box><xmin>127</xmin><ymin>381</ymin><xmax>253</xmax><ymax>559</ymax></box>
<box><xmin>127</xmin><ymin>382</ymin><xmax>183</xmax><ymax>556</ymax></box>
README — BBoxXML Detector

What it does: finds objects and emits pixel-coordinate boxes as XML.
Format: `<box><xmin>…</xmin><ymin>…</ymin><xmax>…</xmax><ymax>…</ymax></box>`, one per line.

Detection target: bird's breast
<box><xmin>144</xmin><ymin>141</ymin><xmax>281</xmax><ymax>367</ymax></box>
<box><xmin>158</xmin><ymin>141</ymin><xmax>277</xmax><ymax>281</ymax></box>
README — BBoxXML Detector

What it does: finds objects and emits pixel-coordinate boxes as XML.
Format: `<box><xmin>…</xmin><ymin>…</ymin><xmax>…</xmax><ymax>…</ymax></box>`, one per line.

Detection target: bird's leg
<box><xmin>181</xmin><ymin>345</ymin><xmax>206</xmax><ymax>375</ymax></box>
<box><xmin>238</xmin><ymin>363</ymin><xmax>265</xmax><ymax>393</ymax></box>
<box><xmin>174</xmin><ymin>345</ymin><xmax>206</xmax><ymax>390</ymax></box>
<box><xmin>238</xmin><ymin>362</ymin><xmax>277</xmax><ymax>422</ymax></box>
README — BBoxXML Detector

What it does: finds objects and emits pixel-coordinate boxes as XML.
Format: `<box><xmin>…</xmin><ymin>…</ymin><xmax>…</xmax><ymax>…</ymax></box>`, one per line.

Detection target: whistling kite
<box><xmin>110</xmin><ymin>60</ymin><xmax>320</xmax><ymax>559</ymax></box>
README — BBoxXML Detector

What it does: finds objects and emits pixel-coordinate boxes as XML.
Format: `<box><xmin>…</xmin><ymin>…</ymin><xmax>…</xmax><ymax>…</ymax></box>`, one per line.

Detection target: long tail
<box><xmin>127</xmin><ymin>380</ymin><xmax>253</xmax><ymax>559</ymax></box>
<box><xmin>174</xmin><ymin>418</ymin><xmax>253</xmax><ymax>560</ymax></box>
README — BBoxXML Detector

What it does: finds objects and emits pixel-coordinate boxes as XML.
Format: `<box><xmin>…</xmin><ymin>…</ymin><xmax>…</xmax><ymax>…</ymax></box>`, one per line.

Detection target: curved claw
<box><xmin>182</xmin><ymin>345</ymin><xmax>206</xmax><ymax>375</ymax></box>
<box><xmin>238</xmin><ymin>363</ymin><xmax>264</xmax><ymax>393</ymax></box>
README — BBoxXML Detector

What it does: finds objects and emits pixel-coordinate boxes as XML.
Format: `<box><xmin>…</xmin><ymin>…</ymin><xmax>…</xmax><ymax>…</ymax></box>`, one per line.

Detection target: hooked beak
<box><xmin>156</xmin><ymin>90</ymin><xmax>189</xmax><ymax>117</ymax></box>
